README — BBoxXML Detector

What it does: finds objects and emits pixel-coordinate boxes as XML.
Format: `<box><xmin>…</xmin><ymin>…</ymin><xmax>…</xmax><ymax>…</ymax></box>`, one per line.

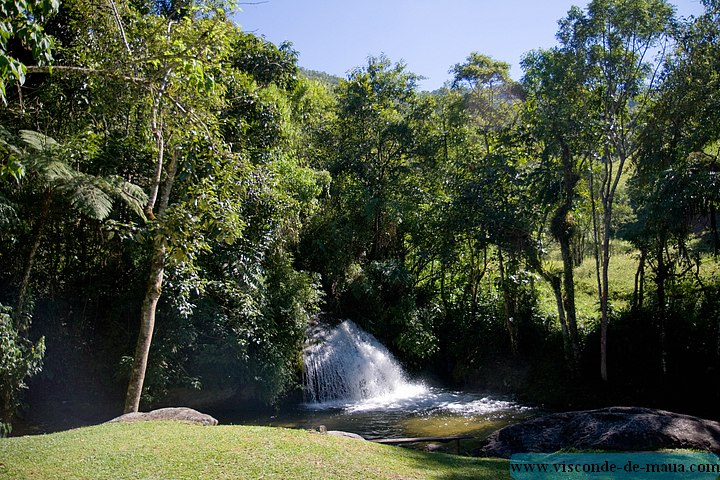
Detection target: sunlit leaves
<box><xmin>0</xmin><ymin>302</ymin><xmax>45</xmax><ymax>436</ymax></box>
<box><xmin>0</xmin><ymin>0</ymin><xmax>57</xmax><ymax>103</ymax></box>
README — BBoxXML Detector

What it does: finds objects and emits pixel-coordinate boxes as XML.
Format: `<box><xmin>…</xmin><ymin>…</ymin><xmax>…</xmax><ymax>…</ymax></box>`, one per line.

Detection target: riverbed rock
<box><xmin>327</xmin><ymin>430</ymin><xmax>366</xmax><ymax>441</ymax></box>
<box><xmin>479</xmin><ymin>406</ymin><xmax>720</xmax><ymax>458</ymax></box>
<box><xmin>107</xmin><ymin>407</ymin><xmax>218</xmax><ymax>426</ymax></box>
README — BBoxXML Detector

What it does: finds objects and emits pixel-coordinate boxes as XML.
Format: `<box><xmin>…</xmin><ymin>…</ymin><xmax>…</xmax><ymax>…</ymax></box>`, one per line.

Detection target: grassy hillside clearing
<box><xmin>0</xmin><ymin>422</ymin><xmax>509</xmax><ymax>480</ymax></box>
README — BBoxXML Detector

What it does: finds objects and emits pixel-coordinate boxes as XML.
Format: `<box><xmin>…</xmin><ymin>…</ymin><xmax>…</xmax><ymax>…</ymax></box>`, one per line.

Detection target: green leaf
<box><xmin>19</xmin><ymin>130</ymin><xmax>58</xmax><ymax>151</ymax></box>
<box><xmin>66</xmin><ymin>179</ymin><xmax>114</xmax><ymax>220</ymax></box>
<box><xmin>106</xmin><ymin>176</ymin><xmax>149</xmax><ymax>222</ymax></box>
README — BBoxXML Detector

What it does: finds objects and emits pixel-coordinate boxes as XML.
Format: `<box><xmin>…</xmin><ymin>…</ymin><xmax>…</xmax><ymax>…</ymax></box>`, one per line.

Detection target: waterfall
<box><xmin>303</xmin><ymin>320</ymin><xmax>427</xmax><ymax>407</ymax></box>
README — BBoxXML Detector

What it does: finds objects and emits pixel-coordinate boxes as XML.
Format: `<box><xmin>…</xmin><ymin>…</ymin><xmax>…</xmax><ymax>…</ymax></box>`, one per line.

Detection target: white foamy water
<box><xmin>303</xmin><ymin>320</ymin><xmax>429</xmax><ymax>407</ymax></box>
<box><xmin>303</xmin><ymin>319</ymin><xmax>530</xmax><ymax>418</ymax></box>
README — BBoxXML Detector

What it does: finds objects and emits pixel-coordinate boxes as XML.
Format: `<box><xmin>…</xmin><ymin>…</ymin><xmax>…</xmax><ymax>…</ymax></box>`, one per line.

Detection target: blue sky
<box><xmin>234</xmin><ymin>0</ymin><xmax>706</xmax><ymax>91</ymax></box>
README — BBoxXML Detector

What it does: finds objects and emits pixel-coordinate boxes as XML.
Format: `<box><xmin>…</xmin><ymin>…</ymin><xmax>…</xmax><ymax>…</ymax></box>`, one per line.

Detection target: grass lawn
<box><xmin>0</xmin><ymin>422</ymin><xmax>510</xmax><ymax>480</ymax></box>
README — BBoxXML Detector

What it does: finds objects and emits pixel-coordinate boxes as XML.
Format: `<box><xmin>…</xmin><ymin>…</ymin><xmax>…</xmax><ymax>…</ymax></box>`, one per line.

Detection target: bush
<box><xmin>142</xmin><ymin>249</ymin><xmax>323</xmax><ymax>406</ymax></box>
<box><xmin>0</xmin><ymin>303</ymin><xmax>45</xmax><ymax>436</ymax></box>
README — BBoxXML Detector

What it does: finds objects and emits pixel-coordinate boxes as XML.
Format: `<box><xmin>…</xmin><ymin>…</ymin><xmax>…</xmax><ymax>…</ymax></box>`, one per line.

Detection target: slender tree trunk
<box><xmin>124</xmin><ymin>149</ymin><xmax>178</xmax><ymax>413</ymax></box>
<box><xmin>598</xmin><ymin>138</ymin><xmax>628</xmax><ymax>381</ymax></box>
<box><xmin>589</xmin><ymin>171</ymin><xmax>603</xmax><ymax>310</ymax></box>
<box><xmin>559</xmin><ymin>233</ymin><xmax>581</xmax><ymax>364</ymax></box>
<box><xmin>655</xmin><ymin>241</ymin><xmax>668</xmax><ymax>376</ymax></box>
<box><xmin>633</xmin><ymin>248</ymin><xmax>646</xmax><ymax>310</ymax></box>
<box><xmin>599</xmin><ymin>205</ymin><xmax>612</xmax><ymax>382</ymax></box>
<box><xmin>124</xmin><ymin>236</ymin><xmax>166</xmax><ymax>413</ymax></box>
<box><xmin>555</xmin><ymin>144</ymin><xmax>581</xmax><ymax>365</ymax></box>
<box><xmin>14</xmin><ymin>189</ymin><xmax>52</xmax><ymax>331</ymax></box>
<box><xmin>145</xmin><ymin>70</ymin><xmax>171</xmax><ymax>219</ymax></box>
<box><xmin>549</xmin><ymin>275</ymin><xmax>571</xmax><ymax>361</ymax></box>
<box><xmin>107</xmin><ymin>0</ymin><xmax>132</xmax><ymax>55</ymax></box>
<box><xmin>542</xmin><ymin>149</ymin><xmax>582</xmax><ymax>369</ymax></box>
<box><xmin>498</xmin><ymin>248</ymin><xmax>518</xmax><ymax>356</ymax></box>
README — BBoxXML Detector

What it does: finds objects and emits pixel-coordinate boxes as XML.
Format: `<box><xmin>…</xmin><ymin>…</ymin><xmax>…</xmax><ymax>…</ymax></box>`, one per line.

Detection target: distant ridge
<box><xmin>300</xmin><ymin>67</ymin><xmax>342</xmax><ymax>86</ymax></box>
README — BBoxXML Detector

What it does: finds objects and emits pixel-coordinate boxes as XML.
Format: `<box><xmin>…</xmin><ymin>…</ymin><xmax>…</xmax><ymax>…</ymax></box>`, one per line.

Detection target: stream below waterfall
<box><xmin>217</xmin><ymin>388</ymin><xmax>534</xmax><ymax>441</ymax></box>
<box><xmin>215</xmin><ymin>319</ymin><xmax>536</xmax><ymax>441</ymax></box>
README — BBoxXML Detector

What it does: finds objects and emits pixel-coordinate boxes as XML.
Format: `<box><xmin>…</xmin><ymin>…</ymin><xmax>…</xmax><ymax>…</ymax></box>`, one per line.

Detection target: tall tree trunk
<box><xmin>498</xmin><ymin>248</ymin><xmax>518</xmax><ymax>356</ymax></box>
<box><xmin>598</xmin><ymin>138</ymin><xmax>628</xmax><ymax>381</ymax></box>
<box><xmin>124</xmin><ymin>236</ymin><xmax>166</xmax><ymax>413</ymax></box>
<box><xmin>589</xmin><ymin>170</ymin><xmax>603</xmax><ymax>311</ymax></box>
<box><xmin>633</xmin><ymin>247</ymin><xmax>646</xmax><ymax>310</ymax></box>
<box><xmin>550</xmin><ymin>144</ymin><xmax>581</xmax><ymax>366</ymax></box>
<box><xmin>14</xmin><ymin>189</ymin><xmax>52</xmax><ymax>331</ymax></box>
<box><xmin>655</xmin><ymin>240</ymin><xmax>668</xmax><ymax>377</ymax></box>
<box><xmin>599</xmin><ymin>205</ymin><xmax>612</xmax><ymax>382</ymax></box>
<box><xmin>558</xmin><ymin>233</ymin><xmax>581</xmax><ymax>364</ymax></box>
<box><xmin>124</xmin><ymin>149</ymin><xmax>178</xmax><ymax>413</ymax></box>
<box><xmin>549</xmin><ymin>274</ymin><xmax>572</xmax><ymax>361</ymax></box>
<box><xmin>144</xmin><ymin>70</ymin><xmax>171</xmax><ymax>219</ymax></box>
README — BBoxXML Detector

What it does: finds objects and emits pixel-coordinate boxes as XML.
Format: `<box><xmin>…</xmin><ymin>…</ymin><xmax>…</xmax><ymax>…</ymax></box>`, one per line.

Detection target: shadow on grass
<box><xmin>397</xmin><ymin>446</ymin><xmax>510</xmax><ymax>480</ymax></box>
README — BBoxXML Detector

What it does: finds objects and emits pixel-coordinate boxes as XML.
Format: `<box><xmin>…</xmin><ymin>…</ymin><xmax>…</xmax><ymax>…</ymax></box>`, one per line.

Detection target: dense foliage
<box><xmin>1</xmin><ymin>0</ymin><xmax>719</xmax><ymax>433</ymax></box>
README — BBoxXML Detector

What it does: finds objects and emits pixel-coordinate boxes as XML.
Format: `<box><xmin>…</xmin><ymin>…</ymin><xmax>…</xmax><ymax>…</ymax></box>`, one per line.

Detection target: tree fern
<box><xmin>64</xmin><ymin>176</ymin><xmax>114</xmax><ymax>221</ymax></box>
<box><xmin>39</xmin><ymin>160</ymin><xmax>75</xmax><ymax>183</ymax></box>
<box><xmin>106</xmin><ymin>176</ymin><xmax>148</xmax><ymax>222</ymax></box>
<box><xmin>9</xmin><ymin>130</ymin><xmax>148</xmax><ymax>325</ymax></box>
<box><xmin>14</xmin><ymin>131</ymin><xmax>148</xmax><ymax>221</ymax></box>
<box><xmin>18</xmin><ymin>130</ymin><xmax>58</xmax><ymax>151</ymax></box>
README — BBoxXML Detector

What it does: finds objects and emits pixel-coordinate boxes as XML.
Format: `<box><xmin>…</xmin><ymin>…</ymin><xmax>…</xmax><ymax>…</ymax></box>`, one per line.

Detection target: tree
<box><xmin>0</xmin><ymin>302</ymin><xmax>44</xmax><ymax>436</ymax></box>
<box><xmin>0</xmin><ymin>0</ymin><xmax>57</xmax><ymax>103</ymax></box>
<box><xmin>1</xmin><ymin>0</ymin><xmax>330</xmax><ymax>413</ymax></box>
<box><xmin>525</xmin><ymin>0</ymin><xmax>675</xmax><ymax>380</ymax></box>
<box><xmin>448</xmin><ymin>53</ymin><xmax>532</xmax><ymax>355</ymax></box>
<box><xmin>450</xmin><ymin>52</ymin><xmax>520</xmax><ymax>153</ymax></box>
<box><xmin>304</xmin><ymin>56</ymin><xmax>421</xmax><ymax>288</ymax></box>
<box><xmin>298</xmin><ymin>55</ymin><xmax>446</xmax><ymax>361</ymax></box>
<box><xmin>3</xmin><ymin>130</ymin><xmax>146</xmax><ymax>327</ymax></box>
<box><xmin>120</xmin><ymin>7</ymin><xmax>241</xmax><ymax>412</ymax></box>
<box><xmin>21</xmin><ymin>0</ymin><xmax>254</xmax><ymax>412</ymax></box>
<box><xmin>575</xmin><ymin>0</ymin><xmax>675</xmax><ymax>381</ymax></box>
<box><xmin>521</xmin><ymin>47</ymin><xmax>593</xmax><ymax>366</ymax></box>
<box><xmin>0</xmin><ymin>126</ymin><xmax>145</xmax><ymax>434</ymax></box>
<box><xmin>630</xmin><ymin>0</ymin><xmax>720</xmax><ymax>372</ymax></box>
<box><xmin>142</xmin><ymin>43</ymin><xmax>328</xmax><ymax>404</ymax></box>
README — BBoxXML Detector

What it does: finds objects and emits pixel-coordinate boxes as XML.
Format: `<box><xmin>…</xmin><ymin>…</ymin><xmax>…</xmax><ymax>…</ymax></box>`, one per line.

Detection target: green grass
<box><xmin>536</xmin><ymin>240</ymin><xmax>720</xmax><ymax>328</ymax></box>
<box><xmin>0</xmin><ymin>422</ymin><xmax>510</xmax><ymax>480</ymax></box>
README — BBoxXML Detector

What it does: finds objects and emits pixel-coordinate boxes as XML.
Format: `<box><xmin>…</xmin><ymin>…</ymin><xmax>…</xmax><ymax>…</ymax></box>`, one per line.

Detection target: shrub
<box><xmin>0</xmin><ymin>303</ymin><xmax>44</xmax><ymax>436</ymax></box>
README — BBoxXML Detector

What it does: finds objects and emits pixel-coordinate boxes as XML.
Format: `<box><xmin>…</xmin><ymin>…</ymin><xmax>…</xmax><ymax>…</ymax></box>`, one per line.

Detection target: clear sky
<box><xmin>234</xmin><ymin>0</ymin><xmax>706</xmax><ymax>91</ymax></box>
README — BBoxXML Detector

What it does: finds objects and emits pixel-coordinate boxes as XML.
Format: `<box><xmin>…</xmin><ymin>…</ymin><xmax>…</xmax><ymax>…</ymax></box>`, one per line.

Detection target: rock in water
<box><xmin>480</xmin><ymin>406</ymin><xmax>720</xmax><ymax>457</ymax></box>
<box><xmin>107</xmin><ymin>407</ymin><xmax>218</xmax><ymax>426</ymax></box>
<box><xmin>327</xmin><ymin>430</ymin><xmax>366</xmax><ymax>441</ymax></box>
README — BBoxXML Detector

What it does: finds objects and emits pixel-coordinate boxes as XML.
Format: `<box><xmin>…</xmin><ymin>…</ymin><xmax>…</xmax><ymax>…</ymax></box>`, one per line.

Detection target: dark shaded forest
<box><xmin>1</xmin><ymin>0</ymin><xmax>719</xmax><ymax>436</ymax></box>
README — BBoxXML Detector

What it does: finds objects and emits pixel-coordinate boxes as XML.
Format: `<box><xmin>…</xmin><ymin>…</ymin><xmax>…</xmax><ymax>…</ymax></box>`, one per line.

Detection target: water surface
<box><xmin>220</xmin><ymin>388</ymin><xmax>534</xmax><ymax>440</ymax></box>
<box><xmin>221</xmin><ymin>319</ymin><xmax>536</xmax><ymax>442</ymax></box>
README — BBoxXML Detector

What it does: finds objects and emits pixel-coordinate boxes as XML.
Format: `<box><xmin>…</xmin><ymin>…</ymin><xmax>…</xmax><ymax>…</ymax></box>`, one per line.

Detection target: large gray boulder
<box><xmin>107</xmin><ymin>407</ymin><xmax>218</xmax><ymax>426</ymax></box>
<box><xmin>480</xmin><ymin>406</ymin><xmax>720</xmax><ymax>458</ymax></box>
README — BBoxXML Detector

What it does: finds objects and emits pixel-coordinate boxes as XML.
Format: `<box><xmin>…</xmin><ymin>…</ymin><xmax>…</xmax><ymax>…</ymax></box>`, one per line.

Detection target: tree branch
<box><xmin>107</xmin><ymin>0</ymin><xmax>132</xmax><ymax>55</ymax></box>
<box><xmin>25</xmin><ymin>65</ymin><xmax>150</xmax><ymax>87</ymax></box>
